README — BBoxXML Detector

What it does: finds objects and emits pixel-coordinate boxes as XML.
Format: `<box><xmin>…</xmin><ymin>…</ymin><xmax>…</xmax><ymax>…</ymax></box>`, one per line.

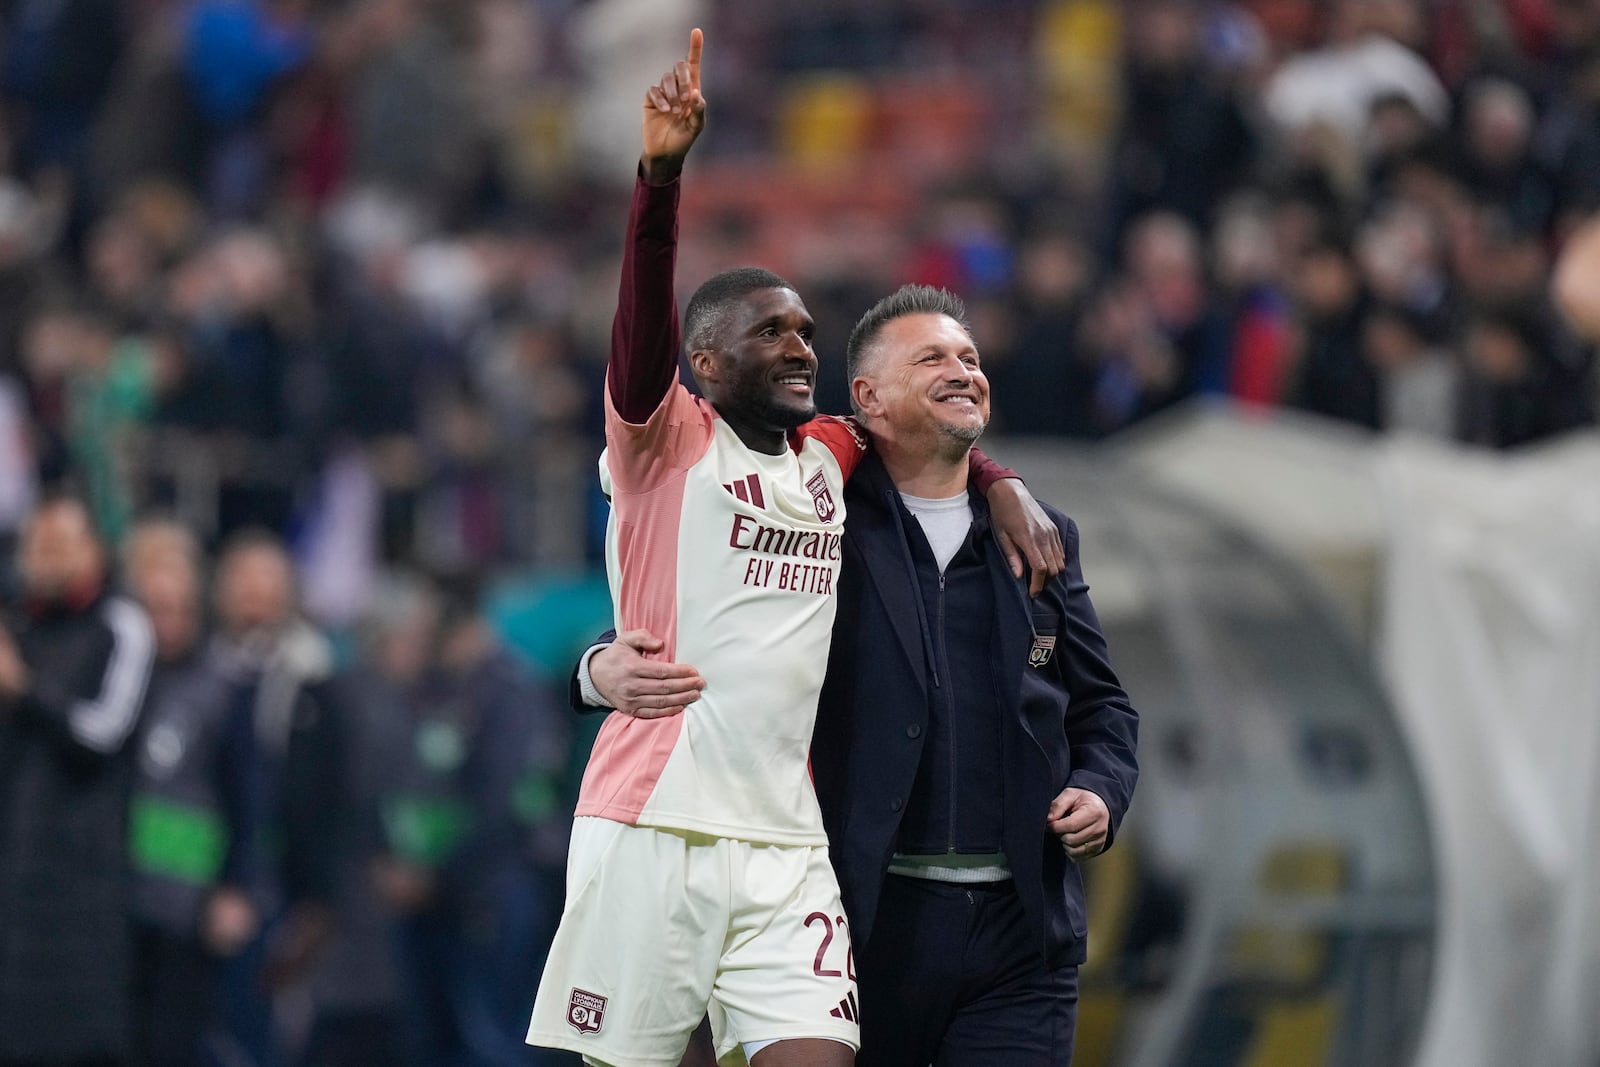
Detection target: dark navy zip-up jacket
<box><xmin>811</xmin><ymin>453</ymin><xmax>1139</xmax><ymax>967</ymax></box>
<box><xmin>890</xmin><ymin>497</ymin><xmax>1007</xmax><ymax>856</ymax></box>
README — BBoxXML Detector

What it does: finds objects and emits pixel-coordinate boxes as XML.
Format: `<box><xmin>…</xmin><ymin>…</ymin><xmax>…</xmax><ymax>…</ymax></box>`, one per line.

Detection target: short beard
<box><xmin>727</xmin><ymin>371</ymin><xmax>815</xmax><ymax>431</ymax></box>
<box><xmin>935</xmin><ymin>418</ymin><xmax>985</xmax><ymax>460</ymax></box>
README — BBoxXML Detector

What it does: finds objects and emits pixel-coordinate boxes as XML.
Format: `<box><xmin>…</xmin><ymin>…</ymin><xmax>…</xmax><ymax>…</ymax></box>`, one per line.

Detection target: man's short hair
<box><xmin>846</xmin><ymin>284</ymin><xmax>970</xmax><ymax>382</ymax></box>
<box><xmin>683</xmin><ymin>267</ymin><xmax>794</xmax><ymax>354</ymax></box>
<box><xmin>216</xmin><ymin>526</ymin><xmax>289</xmax><ymax>566</ymax></box>
<box><xmin>123</xmin><ymin>515</ymin><xmax>203</xmax><ymax>578</ymax></box>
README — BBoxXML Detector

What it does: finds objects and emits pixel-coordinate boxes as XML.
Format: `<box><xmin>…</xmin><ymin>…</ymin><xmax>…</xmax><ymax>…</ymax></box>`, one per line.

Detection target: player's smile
<box><xmin>774</xmin><ymin>363</ymin><xmax>815</xmax><ymax>398</ymax></box>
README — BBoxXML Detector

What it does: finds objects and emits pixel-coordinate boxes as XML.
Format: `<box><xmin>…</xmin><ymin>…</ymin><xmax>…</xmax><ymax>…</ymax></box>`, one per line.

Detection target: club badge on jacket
<box><xmin>1029</xmin><ymin>635</ymin><xmax>1056</xmax><ymax>668</ymax></box>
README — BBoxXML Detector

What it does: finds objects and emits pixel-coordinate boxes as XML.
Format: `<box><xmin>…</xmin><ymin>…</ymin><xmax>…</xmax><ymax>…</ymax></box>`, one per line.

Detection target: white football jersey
<box><xmin>574</xmin><ymin>381</ymin><xmax>866</xmax><ymax>845</ymax></box>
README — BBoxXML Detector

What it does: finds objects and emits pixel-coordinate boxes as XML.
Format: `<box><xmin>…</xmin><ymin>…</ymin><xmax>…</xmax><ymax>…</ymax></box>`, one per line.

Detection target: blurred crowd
<box><xmin>3</xmin><ymin>0</ymin><xmax>1600</xmax><ymax>1064</ymax></box>
<box><xmin>1</xmin><ymin>0</ymin><xmax>1598</xmax><ymax>570</ymax></box>
<box><xmin>2</xmin><ymin>495</ymin><xmax>575</xmax><ymax>1066</ymax></box>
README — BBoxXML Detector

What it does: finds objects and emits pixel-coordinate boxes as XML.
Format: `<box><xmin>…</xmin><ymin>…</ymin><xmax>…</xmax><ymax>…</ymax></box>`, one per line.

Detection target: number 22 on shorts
<box><xmin>804</xmin><ymin>911</ymin><xmax>856</xmax><ymax>981</ymax></box>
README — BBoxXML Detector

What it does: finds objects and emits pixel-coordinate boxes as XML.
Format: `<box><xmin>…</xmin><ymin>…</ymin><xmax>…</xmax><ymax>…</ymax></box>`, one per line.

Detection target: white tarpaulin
<box><xmin>1378</xmin><ymin>435</ymin><xmax>1600</xmax><ymax>1067</ymax></box>
<box><xmin>1095</xmin><ymin>408</ymin><xmax>1600</xmax><ymax>1065</ymax></box>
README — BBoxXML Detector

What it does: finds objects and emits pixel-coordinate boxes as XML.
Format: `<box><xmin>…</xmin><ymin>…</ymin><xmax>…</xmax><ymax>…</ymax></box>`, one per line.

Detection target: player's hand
<box><xmin>592</xmin><ymin>629</ymin><xmax>705</xmax><ymax>719</ymax></box>
<box><xmin>641</xmin><ymin>28</ymin><xmax>705</xmax><ymax>182</ymax></box>
<box><xmin>988</xmin><ymin>479</ymin><xmax>1065</xmax><ymax>597</ymax></box>
<box><xmin>1047</xmin><ymin>787</ymin><xmax>1110</xmax><ymax>861</ymax></box>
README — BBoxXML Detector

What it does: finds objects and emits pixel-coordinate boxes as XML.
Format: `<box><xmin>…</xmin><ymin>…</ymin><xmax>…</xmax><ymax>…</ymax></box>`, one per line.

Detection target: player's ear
<box><xmin>689</xmin><ymin>348</ymin><xmax>719</xmax><ymax>384</ymax></box>
<box><xmin>851</xmin><ymin>375</ymin><xmax>881</xmax><ymax>419</ymax></box>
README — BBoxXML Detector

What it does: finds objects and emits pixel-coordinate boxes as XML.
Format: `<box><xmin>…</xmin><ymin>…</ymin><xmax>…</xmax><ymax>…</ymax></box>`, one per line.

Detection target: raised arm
<box><xmin>609</xmin><ymin>28</ymin><xmax>707</xmax><ymax>423</ymax></box>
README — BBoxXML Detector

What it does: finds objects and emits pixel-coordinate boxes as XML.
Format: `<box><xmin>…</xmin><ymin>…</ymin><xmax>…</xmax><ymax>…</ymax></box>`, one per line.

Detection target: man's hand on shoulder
<box><xmin>641</xmin><ymin>28</ymin><xmax>706</xmax><ymax>184</ymax></box>
<box><xmin>1047</xmin><ymin>786</ymin><xmax>1110</xmax><ymax>861</ymax></box>
<box><xmin>987</xmin><ymin>479</ymin><xmax>1065</xmax><ymax>597</ymax></box>
<box><xmin>591</xmin><ymin>629</ymin><xmax>705</xmax><ymax>719</ymax></box>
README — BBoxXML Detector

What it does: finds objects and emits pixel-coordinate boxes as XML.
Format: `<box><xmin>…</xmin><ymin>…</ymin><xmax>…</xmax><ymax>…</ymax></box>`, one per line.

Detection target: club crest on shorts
<box><xmin>806</xmin><ymin>470</ymin><xmax>837</xmax><ymax>523</ymax></box>
<box><xmin>567</xmin><ymin>988</ymin><xmax>607</xmax><ymax>1034</ymax></box>
<box><xmin>1028</xmin><ymin>634</ymin><xmax>1056</xmax><ymax>668</ymax></box>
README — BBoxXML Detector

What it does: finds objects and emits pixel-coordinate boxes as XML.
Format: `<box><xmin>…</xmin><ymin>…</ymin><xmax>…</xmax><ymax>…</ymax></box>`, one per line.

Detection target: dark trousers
<box><xmin>215</xmin><ymin>913</ymin><xmax>286</xmax><ymax>1067</ymax></box>
<box><xmin>394</xmin><ymin>866</ymin><xmax>567</xmax><ymax>1067</ymax></box>
<box><xmin>855</xmin><ymin>876</ymin><xmax>1079</xmax><ymax>1067</ymax></box>
<box><xmin>131</xmin><ymin>925</ymin><xmax>217</xmax><ymax>1067</ymax></box>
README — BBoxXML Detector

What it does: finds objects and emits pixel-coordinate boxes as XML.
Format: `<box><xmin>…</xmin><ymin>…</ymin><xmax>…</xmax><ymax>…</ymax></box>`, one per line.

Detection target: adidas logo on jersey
<box><xmin>722</xmin><ymin>473</ymin><xmax>765</xmax><ymax>508</ymax></box>
<box><xmin>828</xmin><ymin>990</ymin><xmax>859</xmax><ymax>1022</ymax></box>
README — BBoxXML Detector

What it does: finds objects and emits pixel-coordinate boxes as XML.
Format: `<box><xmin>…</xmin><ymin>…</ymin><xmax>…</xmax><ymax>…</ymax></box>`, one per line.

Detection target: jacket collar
<box><xmin>845</xmin><ymin>453</ymin><xmax>1003</xmax><ymax>696</ymax></box>
<box><xmin>845</xmin><ymin>455</ymin><xmax>929</xmax><ymax>695</ymax></box>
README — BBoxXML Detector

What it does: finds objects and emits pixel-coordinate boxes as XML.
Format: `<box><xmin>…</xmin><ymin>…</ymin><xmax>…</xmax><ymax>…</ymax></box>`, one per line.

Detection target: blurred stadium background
<box><xmin>2</xmin><ymin>0</ymin><xmax>1599</xmax><ymax>1064</ymax></box>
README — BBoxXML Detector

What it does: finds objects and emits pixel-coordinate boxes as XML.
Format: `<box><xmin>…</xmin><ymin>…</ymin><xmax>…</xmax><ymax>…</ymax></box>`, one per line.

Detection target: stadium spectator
<box><xmin>1107</xmin><ymin>0</ymin><xmax>1255</xmax><ymax>245</ymax></box>
<box><xmin>180</xmin><ymin>0</ymin><xmax>313</xmax><ymax>218</ymax></box>
<box><xmin>123</xmin><ymin>517</ymin><xmax>238</xmax><ymax>1067</ymax></box>
<box><xmin>0</xmin><ymin>0</ymin><xmax>124</xmax><ymax>235</ymax></box>
<box><xmin>1123</xmin><ymin>210</ymin><xmax>1231</xmax><ymax>398</ymax></box>
<box><xmin>1359</xmin><ymin>302</ymin><xmax>1461</xmax><ymax>439</ymax></box>
<box><xmin>298</xmin><ymin>576</ymin><xmax>414</xmax><ymax>1067</ymax></box>
<box><xmin>1289</xmin><ymin>236</ymin><xmax>1380</xmax><ymax>428</ymax></box>
<box><xmin>366</xmin><ymin>576</ymin><xmax>569</xmax><ymax>1067</ymax></box>
<box><xmin>0</xmin><ymin>493</ymin><xmax>154</xmax><ymax>1067</ymax></box>
<box><xmin>1459</xmin><ymin>307</ymin><xmax>1593</xmax><ymax>448</ymax></box>
<box><xmin>207</xmin><ymin>529</ymin><xmax>347</xmax><ymax>1067</ymax></box>
<box><xmin>1456</xmin><ymin>76</ymin><xmax>1560</xmax><ymax>237</ymax></box>
<box><xmin>1263</xmin><ymin>0</ymin><xmax>1449</xmax><ymax>169</ymax></box>
<box><xmin>989</xmin><ymin>224</ymin><xmax>1098</xmax><ymax>436</ymax></box>
<box><xmin>1212</xmin><ymin>193</ymin><xmax>1295</xmax><ymax>406</ymax></box>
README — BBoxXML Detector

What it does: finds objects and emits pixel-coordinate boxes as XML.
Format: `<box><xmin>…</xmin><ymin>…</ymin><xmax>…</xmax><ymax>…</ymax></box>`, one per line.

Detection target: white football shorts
<box><xmin>527</xmin><ymin>816</ymin><xmax>862</xmax><ymax>1066</ymax></box>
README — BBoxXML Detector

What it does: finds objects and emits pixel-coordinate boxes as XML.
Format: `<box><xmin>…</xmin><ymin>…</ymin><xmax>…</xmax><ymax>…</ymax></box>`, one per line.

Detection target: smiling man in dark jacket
<box><xmin>584</xmin><ymin>286</ymin><xmax>1139</xmax><ymax>1066</ymax></box>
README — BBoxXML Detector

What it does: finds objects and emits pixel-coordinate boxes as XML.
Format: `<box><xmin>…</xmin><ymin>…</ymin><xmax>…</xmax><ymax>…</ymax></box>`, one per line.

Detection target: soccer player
<box><xmin>525</xmin><ymin>30</ymin><xmax>1062</xmax><ymax>1067</ymax></box>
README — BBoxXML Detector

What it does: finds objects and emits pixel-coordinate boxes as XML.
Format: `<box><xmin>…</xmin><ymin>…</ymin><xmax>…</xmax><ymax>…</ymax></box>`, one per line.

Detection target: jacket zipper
<box><xmin>936</xmin><ymin>571</ymin><xmax>957</xmax><ymax>853</ymax></box>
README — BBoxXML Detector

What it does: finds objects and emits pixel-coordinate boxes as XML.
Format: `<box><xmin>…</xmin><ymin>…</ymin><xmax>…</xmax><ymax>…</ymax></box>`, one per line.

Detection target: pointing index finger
<box><xmin>687</xmin><ymin>27</ymin><xmax>703</xmax><ymax>93</ymax></box>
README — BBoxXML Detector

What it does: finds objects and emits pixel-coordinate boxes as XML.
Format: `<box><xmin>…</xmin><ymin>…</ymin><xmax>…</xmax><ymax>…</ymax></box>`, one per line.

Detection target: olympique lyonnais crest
<box><xmin>806</xmin><ymin>470</ymin><xmax>837</xmax><ymax>523</ymax></box>
<box><xmin>1029</xmin><ymin>635</ymin><xmax>1056</xmax><ymax>668</ymax></box>
<box><xmin>567</xmin><ymin>988</ymin><xmax>608</xmax><ymax>1034</ymax></box>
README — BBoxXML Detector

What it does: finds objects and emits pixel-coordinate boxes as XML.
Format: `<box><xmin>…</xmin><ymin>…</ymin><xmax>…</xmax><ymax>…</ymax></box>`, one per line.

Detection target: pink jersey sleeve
<box><xmin>604</xmin><ymin>382</ymin><xmax>717</xmax><ymax>493</ymax></box>
<box><xmin>790</xmin><ymin>414</ymin><xmax>869</xmax><ymax>478</ymax></box>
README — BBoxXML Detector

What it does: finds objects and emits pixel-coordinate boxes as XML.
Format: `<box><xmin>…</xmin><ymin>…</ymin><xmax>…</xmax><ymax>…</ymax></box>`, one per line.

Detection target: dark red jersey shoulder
<box><xmin>791</xmin><ymin>414</ymin><xmax>868</xmax><ymax>478</ymax></box>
